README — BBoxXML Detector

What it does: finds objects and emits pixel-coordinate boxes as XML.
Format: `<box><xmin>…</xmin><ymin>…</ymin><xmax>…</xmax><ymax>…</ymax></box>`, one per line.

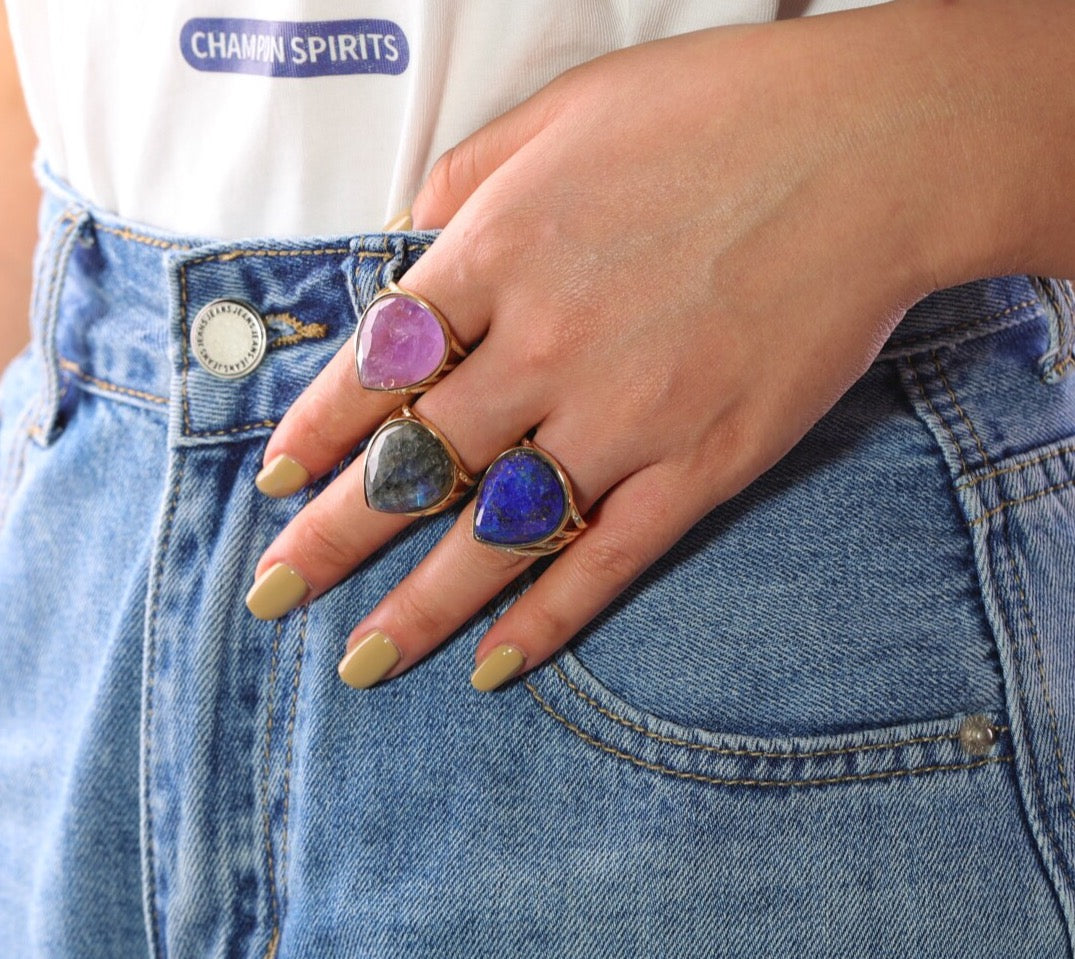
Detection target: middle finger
<box><xmin>246</xmin><ymin>332</ymin><xmax>549</xmax><ymax>619</ymax></box>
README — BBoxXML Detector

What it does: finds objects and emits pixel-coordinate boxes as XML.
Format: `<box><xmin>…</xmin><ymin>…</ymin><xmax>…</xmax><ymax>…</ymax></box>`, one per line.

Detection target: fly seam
<box><xmin>526</xmin><ymin>681</ymin><xmax>1009</xmax><ymax>789</ymax></box>
<box><xmin>278</xmin><ymin>491</ymin><xmax>312</xmax><ymax>913</ymax></box>
<box><xmin>260</xmin><ymin>619</ymin><xmax>283</xmax><ymax>958</ymax></box>
<box><xmin>143</xmin><ymin>450</ymin><xmax>185</xmax><ymax>959</ymax></box>
<box><xmin>990</xmin><ymin>515</ymin><xmax>1075</xmax><ymax>894</ymax></box>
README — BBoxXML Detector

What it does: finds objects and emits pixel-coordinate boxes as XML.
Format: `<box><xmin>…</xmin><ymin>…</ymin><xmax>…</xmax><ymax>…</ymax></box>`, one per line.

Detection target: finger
<box><xmin>334</xmin><ymin>433</ymin><xmax>619</xmax><ymax>690</ymax></box>
<box><xmin>335</xmin><ymin>499</ymin><xmax>533</xmax><ymax>688</ymax></box>
<box><xmin>256</xmin><ymin>342</ymin><xmax>398</xmax><ymax>496</ymax></box>
<box><xmin>470</xmin><ymin>464</ymin><xmax>701</xmax><ymax>690</ymax></box>
<box><xmin>411</xmin><ymin>79</ymin><xmax>566</xmax><ymax>229</ymax></box>
<box><xmin>258</xmin><ymin>272</ymin><xmax>498</xmax><ymax>499</ymax></box>
<box><xmin>248</xmin><ymin>337</ymin><xmax>549</xmax><ymax>618</ymax></box>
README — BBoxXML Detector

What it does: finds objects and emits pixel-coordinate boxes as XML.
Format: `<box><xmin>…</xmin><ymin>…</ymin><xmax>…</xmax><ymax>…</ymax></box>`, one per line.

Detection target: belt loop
<box><xmin>29</xmin><ymin>205</ymin><xmax>92</xmax><ymax>447</ymax></box>
<box><xmin>345</xmin><ymin>234</ymin><xmax>434</xmax><ymax>321</ymax></box>
<box><xmin>1030</xmin><ymin>276</ymin><xmax>1075</xmax><ymax>384</ymax></box>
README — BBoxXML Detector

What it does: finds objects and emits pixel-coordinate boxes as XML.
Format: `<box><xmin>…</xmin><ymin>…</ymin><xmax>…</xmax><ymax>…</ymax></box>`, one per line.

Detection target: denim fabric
<box><xmin>1</xmin><ymin>173</ymin><xmax>1074</xmax><ymax>958</ymax></box>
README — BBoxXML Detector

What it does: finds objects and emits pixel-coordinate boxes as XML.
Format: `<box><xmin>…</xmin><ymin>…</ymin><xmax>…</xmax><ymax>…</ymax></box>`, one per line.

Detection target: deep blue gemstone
<box><xmin>473</xmin><ymin>447</ymin><xmax>568</xmax><ymax>547</ymax></box>
<box><xmin>365</xmin><ymin>419</ymin><xmax>455</xmax><ymax>513</ymax></box>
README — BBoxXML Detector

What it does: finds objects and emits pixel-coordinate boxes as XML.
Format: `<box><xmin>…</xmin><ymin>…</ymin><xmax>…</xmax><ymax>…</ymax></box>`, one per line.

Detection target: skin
<box><xmin>0</xmin><ymin>10</ymin><xmax>39</xmax><ymax>371</ymax></box>
<box><xmin>258</xmin><ymin>0</ymin><xmax>1069</xmax><ymax>683</ymax></box>
<box><xmin>255</xmin><ymin>0</ymin><xmax>1075</xmax><ymax>681</ymax></box>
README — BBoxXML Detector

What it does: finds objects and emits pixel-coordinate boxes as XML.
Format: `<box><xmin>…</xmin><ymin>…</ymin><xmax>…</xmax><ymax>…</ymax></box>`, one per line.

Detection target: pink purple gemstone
<box><xmin>356</xmin><ymin>293</ymin><xmax>448</xmax><ymax>391</ymax></box>
<box><xmin>473</xmin><ymin>447</ymin><xmax>568</xmax><ymax>548</ymax></box>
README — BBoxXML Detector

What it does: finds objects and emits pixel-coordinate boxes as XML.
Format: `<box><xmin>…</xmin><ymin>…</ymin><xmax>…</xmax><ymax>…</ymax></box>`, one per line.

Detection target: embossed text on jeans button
<box><xmin>190</xmin><ymin>299</ymin><xmax>267</xmax><ymax>379</ymax></box>
<box><xmin>958</xmin><ymin>715</ymin><xmax>999</xmax><ymax>756</ymax></box>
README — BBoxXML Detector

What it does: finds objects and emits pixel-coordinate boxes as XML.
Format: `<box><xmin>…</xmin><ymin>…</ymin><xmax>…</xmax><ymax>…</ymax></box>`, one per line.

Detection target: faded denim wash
<box><xmin>1</xmin><ymin>172</ymin><xmax>1074</xmax><ymax>957</ymax></box>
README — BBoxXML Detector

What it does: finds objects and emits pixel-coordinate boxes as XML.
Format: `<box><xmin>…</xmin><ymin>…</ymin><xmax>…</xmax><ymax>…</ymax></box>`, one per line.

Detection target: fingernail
<box><xmin>337</xmin><ymin>630</ymin><xmax>402</xmax><ymax>689</ymax></box>
<box><xmin>255</xmin><ymin>454</ymin><xmax>310</xmax><ymax>498</ymax></box>
<box><xmin>382</xmin><ymin>209</ymin><xmax>413</xmax><ymax>232</ymax></box>
<box><xmin>470</xmin><ymin>645</ymin><xmax>526</xmax><ymax>692</ymax></box>
<box><xmin>245</xmin><ymin>562</ymin><xmax>310</xmax><ymax>620</ymax></box>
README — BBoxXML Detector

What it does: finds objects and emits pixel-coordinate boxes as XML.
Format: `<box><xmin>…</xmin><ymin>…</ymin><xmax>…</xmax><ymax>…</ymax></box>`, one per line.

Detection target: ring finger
<box><xmin>246</xmin><ymin>329</ymin><xmax>551</xmax><ymax>618</ymax></box>
<box><xmin>334</xmin><ymin>425</ymin><xmax>620</xmax><ymax>689</ymax></box>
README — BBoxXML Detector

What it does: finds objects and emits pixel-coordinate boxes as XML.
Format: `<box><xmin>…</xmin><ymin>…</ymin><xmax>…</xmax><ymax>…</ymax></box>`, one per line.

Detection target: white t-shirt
<box><xmin>6</xmin><ymin>0</ymin><xmax>887</xmax><ymax>238</ymax></box>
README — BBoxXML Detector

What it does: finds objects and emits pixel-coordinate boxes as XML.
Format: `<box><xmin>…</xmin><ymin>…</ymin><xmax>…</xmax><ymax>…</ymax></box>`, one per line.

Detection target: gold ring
<box><xmin>364</xmin><ymin>405</ymin><xmax>475</xmax><ymax>516</ymax></box>
<box><xmin>354</xmin><ymin>282</ymin><xmax>466</xmax><ymax>393</ymax></box>
<box><xmin>472</xmin><ymin>439</ymin><xmax>587</xmax><ymax>555</ymax></box>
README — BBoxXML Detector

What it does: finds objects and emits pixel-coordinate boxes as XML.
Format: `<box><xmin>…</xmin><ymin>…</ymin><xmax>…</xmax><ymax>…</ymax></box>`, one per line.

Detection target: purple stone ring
<box><xmin>473</xmin><ymin>440</ymin><xmax>587</xmax><ymax>556</ymax></box>
<box><xmin>354</xmin><ymin>283</ymin><xmax>466</xmax><ymax>393</ymax></box>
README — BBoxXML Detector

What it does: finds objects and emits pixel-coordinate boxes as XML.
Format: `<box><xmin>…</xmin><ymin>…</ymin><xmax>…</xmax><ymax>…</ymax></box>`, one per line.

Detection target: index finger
<box><xmin>256</xmin><ymin>269</ymin><xmax>491</xmax><ymax>497</ymax></box>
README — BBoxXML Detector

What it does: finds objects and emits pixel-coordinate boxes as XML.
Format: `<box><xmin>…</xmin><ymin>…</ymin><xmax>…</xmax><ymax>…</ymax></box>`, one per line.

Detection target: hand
<box><xmin>246</xmin><ymin>0</ymin><xmax>1056</xmax><ymax>690</ymax></box>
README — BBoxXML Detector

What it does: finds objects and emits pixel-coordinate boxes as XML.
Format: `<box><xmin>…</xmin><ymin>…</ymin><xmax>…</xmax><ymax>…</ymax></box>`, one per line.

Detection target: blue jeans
<box><xmin>2</xmin><ymin>171</ymin><xmax>1075</xmax><ymax>958</ymax></box>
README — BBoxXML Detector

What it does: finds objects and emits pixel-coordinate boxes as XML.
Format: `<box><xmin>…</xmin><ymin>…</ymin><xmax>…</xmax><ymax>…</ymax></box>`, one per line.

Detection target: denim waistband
<box><xmin>27</xmin><ymin>169</ymin><xmax>1075</xmax><ymax>448</ymax></box>
<box><xmin>28</xmin><ymin>171</ymin><xmax>438</xmax><ymax>448</ymax></box>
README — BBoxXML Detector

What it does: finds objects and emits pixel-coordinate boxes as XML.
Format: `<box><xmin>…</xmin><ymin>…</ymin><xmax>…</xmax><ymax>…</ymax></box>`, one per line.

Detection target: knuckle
<box><xmin>577</xmin><ymin>535</ymin><xmax>646</xmax><ymax>589</ymax></box>
<box><xmin>426</xmin><ymin>142</ymin><xmax>476</xmax><ymax>208</ymax></box>
<box><xmin>519</xmin><ymin>599</ymin><xmax>571</xmax><ymax>646</ymax></box>
<box><xmin>294</xmin><ymin>512</ymin><xmax>356</xmax><ymax>574</ymax></box>
<box><xmin>471</xmin><ymin>542</ymin><xmax>531</xmax><ymax>579</ymax></box>
<box><xmin>392</xmin><ymin>587</ymin><xmax>446</xmax><ymax>640</ymax></box>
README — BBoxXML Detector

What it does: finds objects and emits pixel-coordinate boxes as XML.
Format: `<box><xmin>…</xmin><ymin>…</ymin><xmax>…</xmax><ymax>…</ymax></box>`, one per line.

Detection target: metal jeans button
<box><xmin>190</xmin><ymin>299</ymin><xmax>267</xmax><ymax>379</ymax></box>
<box><xmin>958</xmin><ymin>715</ymin><xmax>999</xmax><ymax>756</ymax></box>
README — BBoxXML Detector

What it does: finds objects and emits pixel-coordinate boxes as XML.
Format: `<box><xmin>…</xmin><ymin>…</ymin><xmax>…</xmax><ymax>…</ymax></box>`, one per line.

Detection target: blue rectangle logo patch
<box><xmin>181</xmin><ymin>18</ymin><xmax>409</xmax><ymax>77</ymax></box>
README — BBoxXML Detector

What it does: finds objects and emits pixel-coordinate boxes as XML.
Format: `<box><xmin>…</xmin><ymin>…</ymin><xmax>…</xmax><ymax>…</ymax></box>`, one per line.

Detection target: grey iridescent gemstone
<box><xmin>364</xmin><ymin>418</ymin><xmax>456</xmax><ymax>513</ymax></box>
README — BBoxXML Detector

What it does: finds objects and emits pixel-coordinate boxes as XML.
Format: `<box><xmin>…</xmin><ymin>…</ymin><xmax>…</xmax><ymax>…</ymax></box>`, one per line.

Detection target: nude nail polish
<box><xmin>471</xmin><ymin>645</ymin><xmax>526</xmax><ymax>692</ymax></box>
<box><xmin>337</xmin><ymin>630</ymin><xmax>402</xmax><ymax>689</ymax></box>
<box><xmin>245</xmin><ymin>562</ymin><xmax>310</xmax><ymax>620</ymax></box>
<box><xmin>255</xmin><ymin>454</ymin><xmax>310</xmax><ymax>498</ymax></box>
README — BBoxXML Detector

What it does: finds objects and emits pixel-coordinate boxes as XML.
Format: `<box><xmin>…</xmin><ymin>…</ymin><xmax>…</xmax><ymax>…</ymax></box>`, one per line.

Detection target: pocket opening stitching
<box><xmin>0</xmin><ymin>400</ymin><xmax>40</xmax><ymax>532</ymax></box>
<box><xmin>548</xmin><ymin>661</ymin><xmax>1007</xmax><ymax>760</ymax></box>
<box><xmin>526</xmin><ymin>679</ymin><xmax>1011</xmax><ymax>789</ymax></box>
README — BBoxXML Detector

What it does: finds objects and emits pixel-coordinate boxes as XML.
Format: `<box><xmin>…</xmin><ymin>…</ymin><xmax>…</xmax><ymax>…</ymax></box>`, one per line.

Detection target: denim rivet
<box><xmin>190</xmin><ymin>299</ymin><xmax>267</xmax><ymax>379</ymax></box>
<box><xmin>958</xmin><ymin>715</ymin><xmax>999</xmax><ymax>756</ymax></box>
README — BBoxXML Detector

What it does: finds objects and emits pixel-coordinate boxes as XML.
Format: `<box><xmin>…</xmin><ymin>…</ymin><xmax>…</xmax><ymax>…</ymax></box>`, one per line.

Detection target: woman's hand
<box><xmin>246</xmin><ymin>0</ymin><xmax>1068</xmax><ymax>690</ymax></box>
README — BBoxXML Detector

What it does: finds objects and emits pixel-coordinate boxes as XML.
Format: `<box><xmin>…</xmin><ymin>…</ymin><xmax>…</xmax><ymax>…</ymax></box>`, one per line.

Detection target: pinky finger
<box><xmin>471</xmin><ymin>465</ymin><xmax>701</xmax><ymax>691</ymax></box>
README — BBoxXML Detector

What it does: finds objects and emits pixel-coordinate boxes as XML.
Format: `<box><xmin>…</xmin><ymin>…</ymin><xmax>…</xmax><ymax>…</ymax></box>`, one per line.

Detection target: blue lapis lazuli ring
<box><xmin>472</xmin><ymin>440</ymin><xmax>587</xmax><ymax>556</ymax></box>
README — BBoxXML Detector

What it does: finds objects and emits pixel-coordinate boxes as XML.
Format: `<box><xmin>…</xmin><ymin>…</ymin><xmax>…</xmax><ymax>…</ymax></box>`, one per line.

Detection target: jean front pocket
<box><xmin>490</xmin><ymin>349</ymin><xmax>1069</xmax><ymax>957</ymax></box>
<box><xmin>525</xmin><ymin>358</ymin><xmax>1005</xmax><ymax>752</ymax></box>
